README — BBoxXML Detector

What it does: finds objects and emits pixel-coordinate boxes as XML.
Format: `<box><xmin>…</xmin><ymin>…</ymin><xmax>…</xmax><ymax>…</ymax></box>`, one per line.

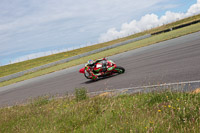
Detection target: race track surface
<box><xmin>0</xmin><ymin>31</ymin><xmax>200</xmax><ymax>107</ymax></box>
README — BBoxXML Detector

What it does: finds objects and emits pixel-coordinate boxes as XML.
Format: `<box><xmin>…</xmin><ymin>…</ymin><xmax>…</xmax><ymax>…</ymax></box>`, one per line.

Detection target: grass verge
<box><xmin>0</xmin><ymin>14</ymin><xmax>200</xmax><ymax>77</ymax></box>
<box><xmin>1</xmin><ymin>22</ymin><xmax>200</xmax><ymax>87</ymax></box>
<box><xmin>0</xmin><ymin>90</ymin><xmax>199</xmax><ymax>132</ymax></box>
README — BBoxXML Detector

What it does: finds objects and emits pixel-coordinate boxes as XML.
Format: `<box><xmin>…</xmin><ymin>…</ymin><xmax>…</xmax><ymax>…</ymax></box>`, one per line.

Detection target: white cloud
<box><xmin>99</xmin><ymin>0</ymin><xmax>200</xmax><ymax>42</ymax></box>
<box><xmin>0</xmin><ymin>0</ymin><xmax>165</xmax><ymax>56</ymax></box>
<box><xmin>186</xmin><ymin>0</ymin><xmax>200</xmax><ymax>15</ymax></box>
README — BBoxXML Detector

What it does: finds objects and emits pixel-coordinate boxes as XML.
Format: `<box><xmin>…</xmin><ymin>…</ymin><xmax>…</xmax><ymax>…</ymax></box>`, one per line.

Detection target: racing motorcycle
<box><xmin>79</xmin><ymin>59</ymin><xmax>125</xmax><ymax>80</ymax></box>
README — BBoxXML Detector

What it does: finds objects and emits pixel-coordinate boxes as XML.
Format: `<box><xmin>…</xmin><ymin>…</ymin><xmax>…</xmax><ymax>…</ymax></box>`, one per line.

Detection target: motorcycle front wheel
<box><xmin>84</xmin><ymin>70</ymin><xmax>91</xmax><ymax>79</ymax></box>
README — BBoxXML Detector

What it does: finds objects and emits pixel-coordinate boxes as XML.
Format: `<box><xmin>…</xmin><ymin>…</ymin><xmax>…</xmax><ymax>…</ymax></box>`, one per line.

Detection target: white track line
<box><xmin>89</xmin><ymin>80</ymin><xmax>200</xmax><ymax>95</ymax></box>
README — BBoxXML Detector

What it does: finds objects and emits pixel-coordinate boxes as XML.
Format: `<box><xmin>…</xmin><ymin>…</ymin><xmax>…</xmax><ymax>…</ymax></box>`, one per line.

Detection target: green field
<box><xmin>0</xmin><ymin>14</ymin><xmax>200</xmax><ymax>78</ymax></box>
<box><xmin>0</xmin><ymin>89</ymin><xmax>199</xmax><ymax>132</ymax></box>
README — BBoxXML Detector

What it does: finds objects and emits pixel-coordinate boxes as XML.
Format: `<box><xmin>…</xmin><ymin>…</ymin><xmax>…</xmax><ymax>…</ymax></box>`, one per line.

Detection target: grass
<box><xmin>1</xmin><ymin>22</ymin><xmax>200</xmax><ymax>87</ymax></box>
<box><xmin>75</xmin><ymin>88</ymin><xmax>87</xmax><ymax>102</ymax></box>
<box><xmin>0</xmin><ymin>14</ymin><xmax>200</xmax><ymax>78</ymax></box>
<box><xmin>0</xmin><ymin>90</ymin><xmax>199</xmax><ymax>132</ymax></box>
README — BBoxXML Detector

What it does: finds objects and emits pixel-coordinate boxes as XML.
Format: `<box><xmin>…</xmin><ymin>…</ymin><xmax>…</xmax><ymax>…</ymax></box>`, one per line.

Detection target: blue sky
<box><xmin>0</xmin><ymin>0</ymin><xmax>199</xmax><ymax>65</ymax></box>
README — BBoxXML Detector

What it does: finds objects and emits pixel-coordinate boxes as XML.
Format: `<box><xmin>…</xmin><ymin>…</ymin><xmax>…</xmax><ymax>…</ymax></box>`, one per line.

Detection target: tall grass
<box><xmin>0</xmin><ymin>91</ymin><xmax>199</xmax><ymax>132</ymax></box>
<box><xmin>75</xmin><ymin>88</ymin><xmax>87</xmax><ymax>101</ymax></box>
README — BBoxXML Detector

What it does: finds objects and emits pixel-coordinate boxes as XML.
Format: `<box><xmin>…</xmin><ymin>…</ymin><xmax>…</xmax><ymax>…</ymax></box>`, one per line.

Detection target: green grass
<box><xmin>0</xmin><ymin>90</ymin><xmax>199</xmax><ymax>132</ymax></box>
<box><xmin>1</xmin><ymin>22</ymin><xmax>200</xmax><ymax>87</ymax></box>
<box><xmin>0</xmin><ymin>14</ymin><xmax>200</xmax><ymax>78</ymax></box>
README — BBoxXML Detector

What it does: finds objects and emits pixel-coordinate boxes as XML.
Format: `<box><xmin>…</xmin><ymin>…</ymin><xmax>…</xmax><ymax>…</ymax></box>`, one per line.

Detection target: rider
<box><xmin>87</xmin><ymin>57</ymin><xmax>108</xmax><ymax>80</ymax></box>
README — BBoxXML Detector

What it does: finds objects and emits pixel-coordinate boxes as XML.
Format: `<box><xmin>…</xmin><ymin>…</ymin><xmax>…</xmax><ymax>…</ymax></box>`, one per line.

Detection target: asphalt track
<box><xmin>0</xmin><ymin>31</ymin><xmax>200</xmax><ymax>107</ymax></box>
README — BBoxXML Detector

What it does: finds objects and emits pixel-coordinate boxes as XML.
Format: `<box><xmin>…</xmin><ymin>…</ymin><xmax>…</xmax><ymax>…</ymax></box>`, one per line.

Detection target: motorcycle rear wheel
<box><xmin>114</xmin><ymin>66</ymin><xmax>125</xmax><ymax>74</ymax></box>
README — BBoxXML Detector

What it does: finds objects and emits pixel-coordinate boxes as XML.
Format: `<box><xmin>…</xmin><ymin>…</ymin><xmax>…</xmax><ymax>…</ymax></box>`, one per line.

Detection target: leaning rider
<box><xmin>87</xmin><ymin>58</ymin><xmax>108</xmax><ymax>80</ymax></box>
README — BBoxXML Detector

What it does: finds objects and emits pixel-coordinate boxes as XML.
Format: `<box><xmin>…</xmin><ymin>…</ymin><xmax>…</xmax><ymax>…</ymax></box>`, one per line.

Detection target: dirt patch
<box><xmin>192</xmin><ymin>88</ymin><xmax>200</xmax><ymax>94</ymax></box>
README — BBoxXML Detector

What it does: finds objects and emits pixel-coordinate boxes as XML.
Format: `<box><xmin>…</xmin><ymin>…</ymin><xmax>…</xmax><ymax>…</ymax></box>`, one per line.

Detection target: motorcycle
<box><xmin>79</xmin><ymin>59</ymin><xmax>125</xmax><ymax>80</ymax></box>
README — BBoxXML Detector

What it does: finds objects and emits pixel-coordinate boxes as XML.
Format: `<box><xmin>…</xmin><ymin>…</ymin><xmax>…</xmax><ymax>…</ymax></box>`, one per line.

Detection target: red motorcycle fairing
<box><xmin>79</xmin><ymin>60</ymin><xmax>114</xmax><ymax>74</ymax></box>
<box><xmin>93</xmin><ymin>63</ymin><xmax>102</xmax><ymax>72</ymax></box>
<box><xmin>79</xmin><ymin>67</ymin><xmax>85</xmax><ymax>73</ymax></box>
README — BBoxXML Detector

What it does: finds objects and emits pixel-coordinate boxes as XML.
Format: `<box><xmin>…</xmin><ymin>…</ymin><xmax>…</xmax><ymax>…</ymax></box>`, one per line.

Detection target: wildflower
<box><xmin>168</xmin><ymin>105</ymin><xmax>171</xmax><ymax>108</ymax></box>
<box><xmin>149</xmin><ymin>121</ymin><xmax>154</xmax><ymax>124</ymax></box>
<box><xmin>164</xmin><ymin>105</ymin><xmax>166</xmax><ymax>108</ymax></box>
<box><xmin>145</xmin><ymin>127</ymin><xmax>147</xmax><ymax>129</ymax></box>
<box><xmin>158</xmin><ymin>110</ymin><xmax>161</xmax><ymax>112</ymax></box>
<box><xmin>166</xmin><ymin>96</ymin><xmax>168</xmax><ymax>98</ymax></box>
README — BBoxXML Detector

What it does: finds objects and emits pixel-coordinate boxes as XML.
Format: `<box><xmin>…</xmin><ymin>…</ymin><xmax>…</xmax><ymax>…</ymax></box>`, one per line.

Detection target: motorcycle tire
<box><xmin>115</xmin><ymin>66</ymin><xmax>125</xmax><ymax>74</ymax></box>
<box><xmin>84</xmin><ymin>70</ymin><xmax>91</xmax><ymax>79</ymax></box>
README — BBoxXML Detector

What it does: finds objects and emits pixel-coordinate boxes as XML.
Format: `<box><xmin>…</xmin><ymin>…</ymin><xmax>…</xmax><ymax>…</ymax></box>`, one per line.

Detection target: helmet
<box><xmin>88</xmin><ymin>60</ymin><xmax>94</xmax><ymax>66</ymax></box>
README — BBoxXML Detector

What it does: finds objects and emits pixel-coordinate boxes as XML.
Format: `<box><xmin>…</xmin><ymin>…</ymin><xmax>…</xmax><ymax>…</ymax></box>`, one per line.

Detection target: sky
<box><xmin>0</xmin><ymin>0</ymin><xmax>200</xmax><ymax>65</ymax></box>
